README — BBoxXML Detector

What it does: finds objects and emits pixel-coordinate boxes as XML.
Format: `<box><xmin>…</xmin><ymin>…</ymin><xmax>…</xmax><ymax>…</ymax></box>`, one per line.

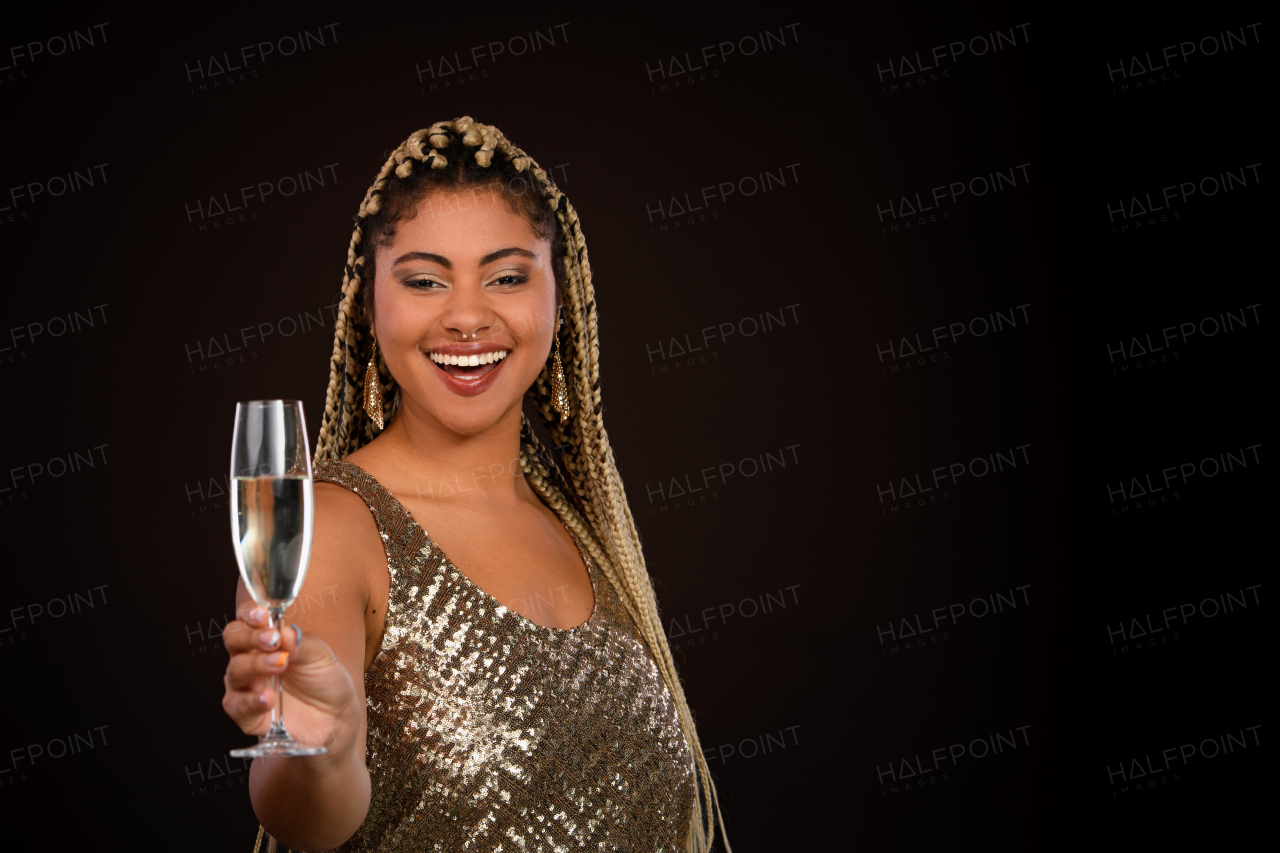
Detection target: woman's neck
<box><xmin>350</xmin><ymin>405</ymin><xmax>534</xmax><ymax>509</ymax></box>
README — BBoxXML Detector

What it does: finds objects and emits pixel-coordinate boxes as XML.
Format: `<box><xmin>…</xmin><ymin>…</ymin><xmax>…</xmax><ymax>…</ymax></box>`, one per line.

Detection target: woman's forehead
<box><xmin>387</xmin><ymin>191</ymin><xmax>549</xmax><ymax>252</ymax></box>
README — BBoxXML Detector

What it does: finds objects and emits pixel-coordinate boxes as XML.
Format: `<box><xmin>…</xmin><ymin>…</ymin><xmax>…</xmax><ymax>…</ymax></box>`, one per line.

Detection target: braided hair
<box><xmin>314</xmin><ymin>117</ymin><xmax>730</xmax><ymax>853</ymax></box>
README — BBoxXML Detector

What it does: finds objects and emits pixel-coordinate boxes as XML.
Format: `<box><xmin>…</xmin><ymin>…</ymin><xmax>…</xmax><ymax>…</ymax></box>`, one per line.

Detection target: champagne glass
<box><xmin>228</xmin><ymin>400</ymin><xmax>326</xmax><ymax>758</ymax></box>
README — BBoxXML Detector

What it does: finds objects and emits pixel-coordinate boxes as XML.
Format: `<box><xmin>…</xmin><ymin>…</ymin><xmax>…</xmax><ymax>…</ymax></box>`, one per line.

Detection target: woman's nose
<box><xmin>440</xmin><ymin>281</ymin><xmax>493</xmax><ymax>335</ymax></box>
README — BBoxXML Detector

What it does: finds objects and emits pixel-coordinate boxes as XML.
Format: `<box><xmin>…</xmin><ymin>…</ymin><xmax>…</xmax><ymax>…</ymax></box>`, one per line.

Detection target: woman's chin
<box><xmin>443</xmin><ymin>416</ymin><xmax>505</xmax><ymax>437</ymax></box>
<box><xmin>415</xmin><ymin>399</ymin><xmax>522</xmax><ymax>437</ymax></box>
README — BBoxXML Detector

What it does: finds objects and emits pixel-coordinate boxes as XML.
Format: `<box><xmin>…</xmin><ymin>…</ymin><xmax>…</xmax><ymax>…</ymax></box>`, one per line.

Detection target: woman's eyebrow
<box><xmin>392</xmin><ymin>250</ymin><xmax>451</xmax><ymax>269</ymax></box>
<box><xmin>390</xmin><ymin>247</ymin><xmax>537</xmax><ymax>269</ymax></box>
<box><xmin>478</xmin><ymin>247</ymin><xmax>537</xmax><ymax>266</ymax></box>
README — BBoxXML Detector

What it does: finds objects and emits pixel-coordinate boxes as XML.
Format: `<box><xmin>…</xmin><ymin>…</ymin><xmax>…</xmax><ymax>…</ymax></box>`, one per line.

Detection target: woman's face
<box><xmin>372</xmin><ymin>188</ymin><xmax>559</xmax><ymax>435</ymax></box>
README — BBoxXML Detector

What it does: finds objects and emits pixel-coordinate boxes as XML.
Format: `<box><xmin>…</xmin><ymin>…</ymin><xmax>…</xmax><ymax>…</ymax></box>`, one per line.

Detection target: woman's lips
<box><xmin>428</xmin><ymin>351</ymin><xmax>509</xmax><ymax>396</ymax></box>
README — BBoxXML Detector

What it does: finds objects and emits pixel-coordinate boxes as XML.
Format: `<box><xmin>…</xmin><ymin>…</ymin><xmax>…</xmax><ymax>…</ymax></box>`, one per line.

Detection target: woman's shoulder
<box><xmin>309</xmin><ymin>450</ymin><xmax>384</xmax><ymax>535</ymax></box>
<box><xmin>313</xmin><ymin>451</ymin><xmax>410</xmax><ymax>554</ymax></box>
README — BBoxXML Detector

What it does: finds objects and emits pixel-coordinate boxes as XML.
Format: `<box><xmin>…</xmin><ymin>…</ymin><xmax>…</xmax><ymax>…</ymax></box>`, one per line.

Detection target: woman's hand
<box><xmin>221</xmin><ymin>605</ymin><xmax>361</xmax><ymax>756</ymax></box>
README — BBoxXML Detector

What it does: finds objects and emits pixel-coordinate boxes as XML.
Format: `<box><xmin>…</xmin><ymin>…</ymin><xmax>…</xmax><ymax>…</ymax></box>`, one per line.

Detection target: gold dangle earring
<box><xmin>363</xmin><ymin>338</ymin><xmax>385</xmax><ymax>430</ymax></box>
<box><xmin>550</xmin><ymin>315</ymin><xmax>571</xmax><ymax>422</ymax></box>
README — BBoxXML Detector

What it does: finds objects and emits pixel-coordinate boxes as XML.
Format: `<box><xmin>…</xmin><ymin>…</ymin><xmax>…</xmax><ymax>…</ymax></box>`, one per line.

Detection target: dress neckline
<box><xmin>318</xmin><ymin>458</ymin><xmax>601</xmax><ymax>636</ymax></box>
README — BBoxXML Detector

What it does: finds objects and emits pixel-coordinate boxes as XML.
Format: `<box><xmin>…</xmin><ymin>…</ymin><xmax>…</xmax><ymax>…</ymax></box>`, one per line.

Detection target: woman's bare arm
<box><xmin>223</xmin><ymin>482</ymin><xmax>387</xmax><ymax>851</ymax></box>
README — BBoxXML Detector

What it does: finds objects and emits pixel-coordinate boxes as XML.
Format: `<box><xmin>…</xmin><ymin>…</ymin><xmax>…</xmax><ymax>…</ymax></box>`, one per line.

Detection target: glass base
<box><xmin>231</xmin><ymin>735</ymin><xmax>327</xmax><ymax>758</ymax></box>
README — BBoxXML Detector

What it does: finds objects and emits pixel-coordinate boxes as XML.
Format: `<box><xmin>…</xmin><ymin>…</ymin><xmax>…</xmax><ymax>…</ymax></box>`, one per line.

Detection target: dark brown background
<box><xmin>0</xmin><ymin>2</ymin><xmax>1266</xmax><ymax>850</ymax></box>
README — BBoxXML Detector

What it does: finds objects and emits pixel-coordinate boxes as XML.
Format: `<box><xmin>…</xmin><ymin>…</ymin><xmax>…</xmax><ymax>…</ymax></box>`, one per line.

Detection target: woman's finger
<box><xmin>239</xmin><ymin>605</ymin><xmax>269</xmax><ymax>627</ymax></box>
<box><xmin>222</xmin><ymin>607</ymin><xmax>269</xmax><ymax>651</ymax></box>
<box><xmin>222</xmin><ymin>619</ymin><xmax>250</xmax><ymax>654</ymax></box>
<box><xmin>222</xmin><ymin>682</ymin><xmax>272</xmax><ymax>733</ymax></box>
<box><xmin>265</xmin><ymin>622</ymin><xmax>302</xmax><ymax>657</ymax></box>
<box><xmin>224</xmin><ymin>605</ymin><xmax>300</xmax><ymax>655</ymax></box>
<box><xmin>225</xmin><ymin>648</ymin><xmax>291</xmax><ymax>690</ymax></box>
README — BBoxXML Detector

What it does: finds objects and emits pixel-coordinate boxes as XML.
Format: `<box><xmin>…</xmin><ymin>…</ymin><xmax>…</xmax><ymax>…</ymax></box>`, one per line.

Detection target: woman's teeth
<box><xmin>429</xmin><ymin>350</ymin><xmax>509</xmax><ymax>367</ymax></box>
<box><xmin>429</xmin><ymin>349</ymin><xmax>509</xmax><ymax>380</ymax></box>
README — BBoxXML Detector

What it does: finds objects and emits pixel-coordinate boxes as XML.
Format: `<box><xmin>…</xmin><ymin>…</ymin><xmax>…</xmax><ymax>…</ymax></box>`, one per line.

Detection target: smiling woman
<box><xmin>219</xmin><ymin>117</ymin><xmax>730</xmax><ymax>853</ymax></box>
<box><xmin>366</xmin><ymin>201</ymin><xmax>557</xmax><ymax>425</ymax></box>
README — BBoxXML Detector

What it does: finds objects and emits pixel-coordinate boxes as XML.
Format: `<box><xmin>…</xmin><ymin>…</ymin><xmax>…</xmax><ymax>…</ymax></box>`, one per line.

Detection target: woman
<box><xmin>221</xmin><ymin>117</ymin><xmax>730</xmax><ymax>853</ymax></box>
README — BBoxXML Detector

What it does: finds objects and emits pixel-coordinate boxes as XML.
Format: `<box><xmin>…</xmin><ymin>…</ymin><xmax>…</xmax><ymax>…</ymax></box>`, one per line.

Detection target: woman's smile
<box><xmin>426</xmin><ymin>341</ymin><xmax>512</xmax><ymax>396</ymax></box>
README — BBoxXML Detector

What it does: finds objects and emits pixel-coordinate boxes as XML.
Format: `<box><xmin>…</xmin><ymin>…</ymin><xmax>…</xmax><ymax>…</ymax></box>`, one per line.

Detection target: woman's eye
<box><xmin>405</xmin><ymin>278</ymin><xmax>442</xmax><ymax>289</ymax></box>
<box><xmin>493</xmin><ymin>275</ymin><xmax>527</xmax><ymax>287</ymax></box>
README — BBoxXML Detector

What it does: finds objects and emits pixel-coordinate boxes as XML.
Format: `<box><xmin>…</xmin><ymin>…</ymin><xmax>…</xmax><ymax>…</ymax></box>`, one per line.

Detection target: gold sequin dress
<box><xmin>313</xmin><ymin>460</ymin><xmax>695</xmax><ymax>852</ymax></box>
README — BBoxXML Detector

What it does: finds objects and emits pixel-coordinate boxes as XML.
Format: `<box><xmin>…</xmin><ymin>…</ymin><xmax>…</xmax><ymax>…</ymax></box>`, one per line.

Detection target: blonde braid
<box><xmin>315</xmin><ymin>138</ymin><xmax>407</xmax><ymax>461</ymax></box>
<box><xmin>314</xmin><ymin>117</ymin><xmax>730</xmax><ymax>853</ymax></box>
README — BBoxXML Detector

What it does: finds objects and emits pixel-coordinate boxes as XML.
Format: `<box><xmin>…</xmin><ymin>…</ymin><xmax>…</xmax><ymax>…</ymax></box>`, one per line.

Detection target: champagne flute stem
<box><xmin>267</xmin><ymin>604</ymin><xmax>287</xmax><ymax>739</ymax></box>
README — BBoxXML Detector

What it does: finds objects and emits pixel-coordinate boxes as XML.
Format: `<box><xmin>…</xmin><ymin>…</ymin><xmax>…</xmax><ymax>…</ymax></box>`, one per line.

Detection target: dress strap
<box><xmin>312</xmin><ymin>459</ymin><xmax>428</xmax><ymax>585</ymax></box>
<box><xmin>313</xmin><ymin>459</ymin><xmax>398</xmax><ymax>530</ymax></box>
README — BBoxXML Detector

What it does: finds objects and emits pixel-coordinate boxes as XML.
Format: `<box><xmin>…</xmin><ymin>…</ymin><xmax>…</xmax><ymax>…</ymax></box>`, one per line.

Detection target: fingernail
<box><xmin>260</xmin><ymin>630</ymin><xmax>281</xmax><ymax>648</ymax></box>
<box><xmin>247</xmin><ymin>607</ymin><xmax>269</xmax><ymax>626</ymax></box>
<box><xmin>291</xmin><ymin>624</ymin><xmax>303</xmax><ymax>646</ymax></box>
<box><xmin>258</xmin><ymin>691</ymin><xmax>269</xmax><ymax>708</ymax></box>
<box><xmin>267</xmin><ymin>651</ymin><xmax>289</xmax><ymax>667</ymax></box>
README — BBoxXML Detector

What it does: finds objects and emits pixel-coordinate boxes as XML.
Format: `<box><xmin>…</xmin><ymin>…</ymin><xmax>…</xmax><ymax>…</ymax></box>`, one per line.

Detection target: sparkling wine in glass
<box><xmin>228</xmin><ymin>400</ymin><xmax>326</xmax><ymax>758</ymax></box>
